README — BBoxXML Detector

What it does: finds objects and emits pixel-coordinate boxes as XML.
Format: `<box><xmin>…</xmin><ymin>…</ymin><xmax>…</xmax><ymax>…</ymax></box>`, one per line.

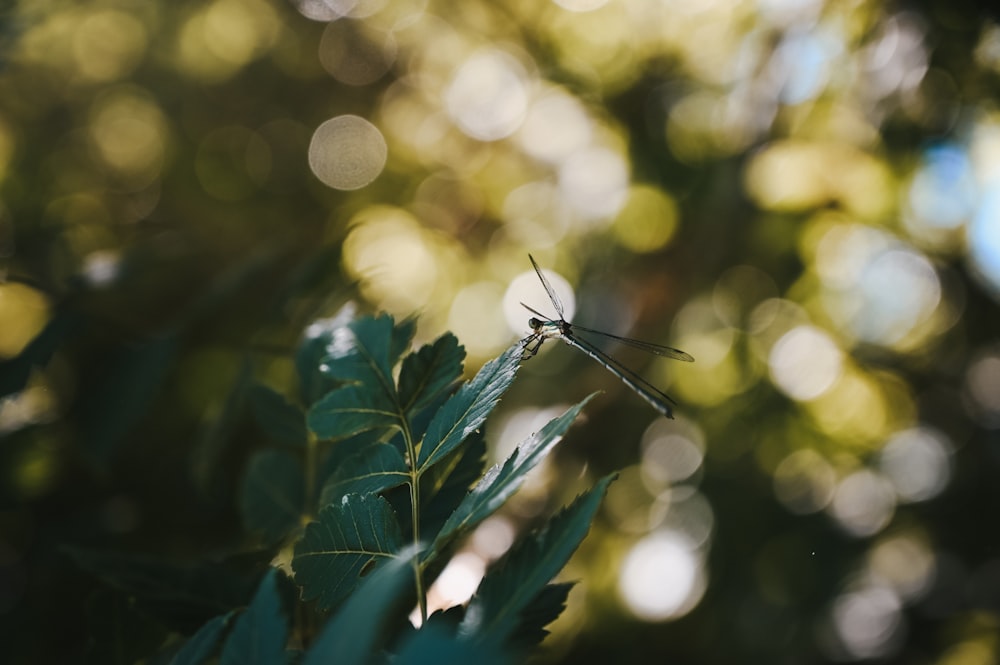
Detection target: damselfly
<box><xmin>520</xmin><ymin>254</ymin><xmax>694</xmax><ymax>418</ymax></box>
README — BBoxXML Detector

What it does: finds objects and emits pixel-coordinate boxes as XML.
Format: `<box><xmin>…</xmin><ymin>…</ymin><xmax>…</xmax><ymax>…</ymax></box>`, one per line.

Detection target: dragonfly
<box><xmin>520</xmin><ymin>254</ymin><xmax>694</xmax><ymax>418</ymax></box>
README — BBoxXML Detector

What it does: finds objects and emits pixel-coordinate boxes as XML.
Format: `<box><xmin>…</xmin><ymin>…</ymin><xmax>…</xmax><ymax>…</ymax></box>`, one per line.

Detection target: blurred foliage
<box><xmin>3</xmin><ymin>0</ymin><xmax>1000</xmax><ymax>663</ymax></box>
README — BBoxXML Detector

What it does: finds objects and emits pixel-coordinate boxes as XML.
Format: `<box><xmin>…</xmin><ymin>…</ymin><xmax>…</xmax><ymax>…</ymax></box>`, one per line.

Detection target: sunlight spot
<box><xmin>470</xmin><ymin>516</ymin><xmax>516</xmax><ymax>560</ymax></box>
<box><xmin>516</xmin><ymin>89</ymin><xmax>593</xmax><ymax>163</ymax></box>
<box><xmin>82</xmin><ymin>250</ymin><xmax>121</xmax><ymax>288</ymax></box>
<box><xmin>965</xmin><ymin>348</ymin><xmax>1000</xmax><ymax>427</ymax></box>
<box><xmin>968</xmin><ymin>189</ymin><xmax>1000</xmax><ymax>298</ymax></box>
<box><xmin>552</xmin><ymin>0</ymin><xmax>610</xmax><ymax>11</ymax></box>
<box><xmin>447</xmin><ymin>281</ymin><xmax>510</xmax><ymax>358</ymax></box>
<box><xmin>318</xmin><ymin>20</ymin><xmax>395</xmax><ymax>86</ymax></box>
<box><xmin>0</xmin><ymin>283</ymin><xmax>51</xmax><ymax>359</ymax></box>
<box><xmin>640</xmin><ymin>418</ymin><xmax>704</xmax><ymax>487</ymax></box>
<box><xmin>445</xmin><ymin>49</ymin><xmax>529</xmax><ymax>141</ymax></box>
<box><xmin>88</xmin><ymin>88</ymin><xmax>167</xmax><ymax>188</ymax></box>
<box><xmin>769</xmin><ymin>325</ymin><xmax>843</xmax><ymax>401</ymax></box>
<box><xmin>309</xmin><ymin>115</ymin><xmax>387</xmax><ymax>190</ymax></box>
<box><xmin>618</xmin><ymin>531</ymin><xmax>706</xmax><ymax>621</ymax></box>
<box><xmin>868</xmin><ymin>533</ymin><xmax>936</xmax><ymax>601</ymax></box>
<box><xmin>612</xmin><ymin>185</ymin><xmax>679</xmax><ymax>254</ymax></box>
<box><xmin>829</xmin><ymin>469</ymin><xmax>896</xmax><ymax>537</ymax></box>
<box><xmin>773</xmin><ymin>449</ymin><xmax>837</xmax><ymax>514</ymax></box>
<box><xmin>422</xmin><ymin>552</ymin><xmax>485</xmax><ymax>618</ymax></box>
<box><xmin>878</xmin><ymin>427</ymin><xmax>952</xmax><ymax>502</ymax></box>
<box><xmin>557</xmin><ymin>147</ymin><xmax>629</xmax><ymax>222</ymax></box>
<box><xmin>502</xmin><ymin>259</ymin><xmax>575</xmax><ymax>338</ymax></box>
<box><xmin>827</xmin><ymin>586</ymin><xmax>904</xmax><ymax>659</ymax></box>
<box><xmin>72</xmin><ymin>9</ymin><xmax>147</xmax><ymax>82</ymax></box>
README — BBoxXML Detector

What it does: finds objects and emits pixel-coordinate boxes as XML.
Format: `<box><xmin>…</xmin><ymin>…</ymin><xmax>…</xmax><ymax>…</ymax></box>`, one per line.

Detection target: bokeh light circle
<box><xmin>308</xmin><ymin>115</ymin><xmax>387</xmax><ymax>190</ymax></box>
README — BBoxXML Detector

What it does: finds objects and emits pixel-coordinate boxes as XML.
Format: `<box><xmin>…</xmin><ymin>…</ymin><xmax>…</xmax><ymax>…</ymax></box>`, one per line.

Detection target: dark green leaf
<box><xmin>192</xmin><ymin>356</ymin><xmax>253</xmax><ymax>488</ymax></box>
<box><xmin>316</xmin><ymin>429</ymin><xmax>387</xmax><ymax>495</ymax></box>
<box><xmin>458</xmin><ymin>474</ymin><xmax>616</xmax><ymax>644</ymax></box>
<box><xmin>248</xmin><ymin>384</ymin><xmax>307</xmax><ymax>447</ymax></box>
<box><xmin>65</xmin><ymin>547</ymin><xmax>261</xmax><ymax>633</ymax></box>
<box><xmin>292</xmin><ymin>493</ymin><xmax>404</xmax><ymax>611</ymax></box>
<box><xmin>78</xmin><ymin>334</ymin><xmax>177</xmax><ymax>468</ymax></box>
<box><xmin>170</xmin><ymin>612</ymin><xmax>235</xmax><ymax>665</ymax></box>
<box><xmin>220</xmin><ymin>569</ymin><xmax>287</xmax><ymax>665</ymax></box>
<box><xmin>321</xmin><ymin>314</ymin><xmax>398</xmax><ymax>392</ymax></box>
<box><xmin>429</xmin><ymin>395</ymin><xmax>595</xmax><ymax>558</ymax></box>
<box><xmin>509</xmin><ymin>583</ymin><xmax>573</xmax><ymax>649</ymax></box>
<box><xmin>319</xmin><ymin>442</ymin><xmax>409</xmax><ymax>507</ymax></box>
<box><xmin>296</xmin><ymin>304</ymin><xmax>357</xmax><ymax>405</ymax></box>
<box><xmin>417</xmin><ymin>344</ymin><xmax>521</xmax><ymax>471</ymax></box>
<box><xmin>307</xmin><ymin>384</ymin><xmax>401</xmax><ymax>440</ymax></box>
<box><xmin>419</xmin><ymin>429</ymin><xmax>487</xmax><ymax>539</ymax></box>
<box><xmin>398</xmin><ymin>333</ymin><xmax>464</xmax><ymax>414</ymax></box>
<box><xmin>240</xmin><ymin>449</ymin><xmax>304</xmax><ymax>543</ymax></box>
<box><xmin>301</xmin><ymin>547</ymin><xmax>417</xmax><ymax>665</ymax></box>
<box><xmin>394</xmin><ymin>623</ymin><xmax>512</xmax><ymax>665</ymax></box>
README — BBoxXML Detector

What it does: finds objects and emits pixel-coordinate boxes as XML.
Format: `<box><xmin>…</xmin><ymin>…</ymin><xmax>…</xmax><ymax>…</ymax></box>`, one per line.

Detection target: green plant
<box><xmin>71</xmin><ymin>309</ymin><xmax>614</xmax><ymax>664</ymax></box>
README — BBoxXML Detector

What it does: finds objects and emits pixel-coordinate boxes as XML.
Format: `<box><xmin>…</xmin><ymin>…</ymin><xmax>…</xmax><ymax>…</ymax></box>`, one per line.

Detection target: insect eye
<box><xmin>528</xmin><ymin>317</ymin><xmax>541</xmax><ymax>327</ymax></box>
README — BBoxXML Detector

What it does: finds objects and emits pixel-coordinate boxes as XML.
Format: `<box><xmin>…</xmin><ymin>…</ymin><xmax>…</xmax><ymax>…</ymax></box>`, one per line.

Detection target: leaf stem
<box><xmin>400</xmin><ymin>418</ymin><xmax>427</xmax><ymax>622</ymax></box>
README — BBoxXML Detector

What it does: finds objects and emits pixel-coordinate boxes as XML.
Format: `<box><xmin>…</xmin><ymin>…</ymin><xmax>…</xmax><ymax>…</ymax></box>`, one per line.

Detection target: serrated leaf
<box><xmin>394</xmin><ymin>623</ymin><xmax>512</xmax><ymax>665</ymax></box>
<box><xmin>509</xmin><ymin>583</ymin><xmax>573</xmax><ymax>649</ymax></box>
<box><xmin>170</xmin><ymin>612</ymin><xmax>234</xmax><ymax>665</ymax></box>
<box><xmin>292</xmin><ymin>494</ymin><xmax>404</xmax><ymax>611</ymax></box>
<box><xmin>220</xmin><ymin>570</ymin><xmax>287</xmax><ymax>665</ymax></box>
<box><xmin>419</xmin><ymin>430</ymin><xmax>486</xmax><ymax>539</ymax></box>
<box><xmin>307</xmin><ymin>384</ymin><xmax>400</xmax><ymax>440</ymax></box>
<box><xmin>321</xmin><ymin>314</ymin><xmax>399</xmax><ymax>391</ymax></box>
<box><xmin>302</xmin><ymin>547</ymin><xmax>417</xmax><ymax>665</ymax></box>
<box><xmin>240</xmin><ymin>449</ymin><xmax>304</xmax><ymax>543</ymax></box>
<box><xmin>417</xmin><ymin>344</ymin><xmax>521</xmax><ymax>472</ymax></box>
<box><xmin>296</xmin><ymin>304</ymin><xmax>357</xmax><ymax>405</ymax></box>
<box><xmin>429</xmin><ymin>395</ymin><xmax>595</xmax><ymax>558</ymax></box>
<box><xmin>398</xmin><ymin>333</ymin><xmax>465</xmax><ymax>414</ymax></box>
<box><xmin>319</xmin><ymin>443</ymin><xmax>409</xmax><ymax>507</ymax></box>
<box><xmin>248</xmin><ymin>385</ymin><xmax>306</xmax><ymax>447</ymax></box>
<box><xmin>458</xmin><ymin>474</ymin><xmax>616</xmax><ymax>643</ymax></box>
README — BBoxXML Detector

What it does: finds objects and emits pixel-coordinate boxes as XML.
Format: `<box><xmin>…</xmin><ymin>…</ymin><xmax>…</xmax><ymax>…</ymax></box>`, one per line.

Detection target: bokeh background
<box><xmin>3</xmin><ymin>0</ymin><xmax>1000</xmax><ymax>662</ymax></box>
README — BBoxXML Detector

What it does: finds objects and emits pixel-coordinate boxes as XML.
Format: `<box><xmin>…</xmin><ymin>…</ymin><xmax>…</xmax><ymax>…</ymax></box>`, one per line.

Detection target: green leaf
<box><xmin>319</xmin><ymin>442</ymin><xmax>409</xmax><ymax>507</ymax></box>
<box><xmin>220</xmin><ymin>569</ymin><xmax>287</xmax><ymax>665</ymax></box>
<box><xmin>301</xmin><ymin>547</ymin><xmax>417</xmax><ymax>665</ymax></box>
<box><xmin>65</xmin><ymin>547</ymin><xmax>261</xmax><ymax>633</ymax></box>
<box><xmin>509</xmin><ymin>583</ymin><xmax>573</xmax><ymax>649</ymax></box>
<box><xmin>419</xmin><ymin>430</ymin><xmax>487</xmax><ymax>539</ymax></box>
<box><xmin>240</xmin><ymin>449</ymin><xmax>304</xmax><ymax>543</ymax></box>
<box><xmin>248</xmin><ymin>385</ymin><xmax>306</xmax><ymax>447</ymax></box>
<box><xmin>321</xmin><ymin>314</ymin><xmax>401</xmax><ymax>391</ymax></box>
<box><xmin>458</xmin><ymin>474</ymin><xmax>616</xmax><ymax>644</ymax></box>
<box><xmin>170</xmin><ymin>612</ymin><xmax>235</xmax><ymax>665</ymax></box>
<box><xmin>429</xmin><ymin>395</ymin><xmax>596</xmax><ymax>558</ymax></box>
<box><xmin>292</xmin><ymin>493</ymin><xmax>405</xmax><ymax>611</ymax></box>
<box><xmin>306</xmin><ymin>315</ymin><xmax>418</xmax><ymax>440</ymax></box>
<box><xmin>78</xmin><ymin>334</ymin><xmax>177</xmax><ymax>468</ymax></box>
<box><xmin>417</xmin><ymin>344</ymin><xmax>521</xmax><ymax>472</ymax></box>
<box><xmin>296</xmin><ymin>305</ymin><xmax>358</xmax><ymax>405</ymax></box>
<box><xmin>192</xmin><ymin>356</ymin><xmax>253</xmax><ymax>488</ymax></box>
<box><xmin>398</xmin><ymin>333</ymin><xmax>465</xmax><ymax>414</ymax></box>
<box><xmin>307</xmin><ymin>384</ymin><xmax>400</xmax><ymax>440</ymax></box>
<box><xmin>394</xmin><ymin>623</ymin><xmax>512</xmax><ymax>665</ymax></box>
